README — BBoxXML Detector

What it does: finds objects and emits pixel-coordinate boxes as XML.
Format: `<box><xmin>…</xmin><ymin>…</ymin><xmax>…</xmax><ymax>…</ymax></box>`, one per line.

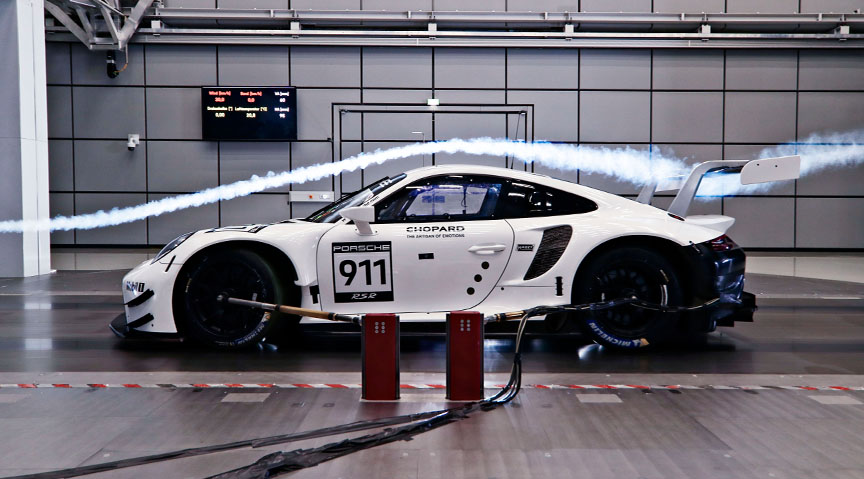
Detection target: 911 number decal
<box><xmin>331</xmin><ymin>242</ymin><xmax>394</xmax><ymax>302</ymax></box>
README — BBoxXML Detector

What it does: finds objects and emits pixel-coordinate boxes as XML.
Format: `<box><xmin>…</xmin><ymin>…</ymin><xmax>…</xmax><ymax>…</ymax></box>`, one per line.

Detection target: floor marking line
<box><xmin>1</xmin><ymin>383</ymin><xmax>861</xmax><ymax>390</ymax></box>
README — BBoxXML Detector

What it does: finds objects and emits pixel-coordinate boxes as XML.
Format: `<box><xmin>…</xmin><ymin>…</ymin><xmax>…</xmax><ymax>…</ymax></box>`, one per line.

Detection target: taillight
<box><xmin>707</xmin><ymin>234</ymin><xmax>737</xmax><ymax>252</ymax></box>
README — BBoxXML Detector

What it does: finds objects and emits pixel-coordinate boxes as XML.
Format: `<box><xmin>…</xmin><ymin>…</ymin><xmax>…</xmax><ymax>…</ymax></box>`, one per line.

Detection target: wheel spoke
<box><xmin>184</xmin><ymin>255</ymin><xmax>276</xmax><ymax>341</ymax></box>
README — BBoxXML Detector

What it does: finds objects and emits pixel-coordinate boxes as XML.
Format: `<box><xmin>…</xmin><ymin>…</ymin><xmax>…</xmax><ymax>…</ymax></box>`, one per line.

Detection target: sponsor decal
<box><xmin>331</xmin><ymin>241</ymin><xmax>394</xmax><ymax>303</ymax></box>
<box><xmin>517</xmin><ymin>244</ymin><xmax>535</xmax><ymax>252</ymax></box>
<box><xmin>206</xmin><ymin>224</ymin><xmax>269</xmax><ymax>234</ymax></box>
<box><xmin>332</xmin><ymin>243</ymin><xmax>390</xmax><ymax>253</ymax></box>
<box><xmin>406</xmin><ymin>225</ymin><xmax>466</xmax><ymax>239</ymax></box>
<box><xmin>406</xmin><ymin>225</ymin><xmax>465</xmax><ymax>233</ymax></box>
<box><xmin>125</xmin><ymin>281</ymin><xmax>146</xmax><ymax>293</ymax></box>
<box><xmin>586</xmin><ymin>319</ymin><xmax>646</xmax><ymax>348</ymax></box>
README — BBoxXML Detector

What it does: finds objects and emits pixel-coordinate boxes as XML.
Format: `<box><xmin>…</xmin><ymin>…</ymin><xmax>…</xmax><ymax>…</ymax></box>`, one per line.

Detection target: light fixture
<box><xmin>427</xmin><ymin>98</ymin><xmax>440</xmax><ymax>106</ymax></box>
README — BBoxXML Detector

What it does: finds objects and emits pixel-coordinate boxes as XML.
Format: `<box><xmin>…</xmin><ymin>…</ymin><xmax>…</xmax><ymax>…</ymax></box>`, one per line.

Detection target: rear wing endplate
<box><xmin>637</xmin><ymin>155</ymin><xmax>801</xmax><ymax>218</ymax></box>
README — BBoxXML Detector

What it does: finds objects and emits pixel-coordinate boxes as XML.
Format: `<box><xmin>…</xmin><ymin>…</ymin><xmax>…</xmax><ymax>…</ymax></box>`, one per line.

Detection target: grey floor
<box><xmin>0</xmin><ymin>269</ymin><xmax>863</xmax><ymax>478</ymax></box>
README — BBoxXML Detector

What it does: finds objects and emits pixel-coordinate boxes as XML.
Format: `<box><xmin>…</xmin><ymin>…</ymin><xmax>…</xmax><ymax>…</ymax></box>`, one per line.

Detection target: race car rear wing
<box><xmin>637</xmin><ymin>155</ymin><xmax>801</xmax><ymax>218</ymax></box>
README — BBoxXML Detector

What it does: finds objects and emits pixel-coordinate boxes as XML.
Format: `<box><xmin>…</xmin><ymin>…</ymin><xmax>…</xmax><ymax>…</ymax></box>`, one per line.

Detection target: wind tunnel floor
<box><xmin>0</xmin><ymin>270</ymin><xmax>863</xmax><ymax>478</ymax></box>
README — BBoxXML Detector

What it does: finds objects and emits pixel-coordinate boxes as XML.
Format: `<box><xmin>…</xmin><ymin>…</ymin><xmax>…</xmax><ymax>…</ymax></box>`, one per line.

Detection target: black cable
<box><xmin>6</xmin><ymin>409</ymin><xmax>450</xmax><ymax>479</ymax></box>
<box><xmin>208</xmin><ymin>311</ymin><xmax>535</xmax><ymax>479</ymax></box>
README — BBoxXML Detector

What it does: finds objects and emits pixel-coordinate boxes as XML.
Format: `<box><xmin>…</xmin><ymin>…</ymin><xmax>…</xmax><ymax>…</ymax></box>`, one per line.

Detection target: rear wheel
<box><xmin>573</xmin><ymin>247</ymin><xmax>684</xmax><ymax>349</ymax></box>
<box><xmin>176</xmin><ymin>249</ymin><xmax>295</xmax><ymax>348</ymax></box>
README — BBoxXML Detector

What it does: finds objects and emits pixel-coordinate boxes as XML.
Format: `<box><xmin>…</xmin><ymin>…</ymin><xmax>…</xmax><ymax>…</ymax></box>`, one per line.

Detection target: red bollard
<box><xmin>361</xmin><ymin>313</ymin><xmax>400</xmax><ymax>400</ymax></box>
<box><xmin>446</xmin><ymin>311</ymin><xmax>485</xmax><ymax>401</ymax></box>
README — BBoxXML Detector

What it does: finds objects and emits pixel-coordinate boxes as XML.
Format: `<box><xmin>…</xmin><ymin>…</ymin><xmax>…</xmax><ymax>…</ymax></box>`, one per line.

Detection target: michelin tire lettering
<box><xmin>586</xmin><ymin>319</ymin><xmax>646</xmax><ymax>348</ymax></box>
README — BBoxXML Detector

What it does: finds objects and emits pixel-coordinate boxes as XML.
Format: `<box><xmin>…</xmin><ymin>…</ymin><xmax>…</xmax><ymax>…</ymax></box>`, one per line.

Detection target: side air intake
<box><xmin>523</xmin><ymin>225</ymin><xmax>573</xmax><ymax>281</ymax></box>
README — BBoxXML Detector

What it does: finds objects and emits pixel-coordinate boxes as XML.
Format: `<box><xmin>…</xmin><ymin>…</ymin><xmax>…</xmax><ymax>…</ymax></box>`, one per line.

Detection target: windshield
<box><xmin>305</xmin><ymin>173</ymin><xmax>407</xmax><ymax>223</ymax></box>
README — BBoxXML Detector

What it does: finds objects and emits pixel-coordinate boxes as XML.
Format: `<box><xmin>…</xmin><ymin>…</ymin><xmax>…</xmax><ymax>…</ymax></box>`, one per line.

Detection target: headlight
<box><xmin>152</xmin><ymin>232</ymin><xmax>194</xmax><ymax>264</ymax></box>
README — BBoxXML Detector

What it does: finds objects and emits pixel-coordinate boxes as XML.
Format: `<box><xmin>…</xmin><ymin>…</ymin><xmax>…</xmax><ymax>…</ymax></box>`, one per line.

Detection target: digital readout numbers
<box><xmin>331</xmin><ymin>242</ymin><xmax>394</xmax><ymax>302</ymax></box>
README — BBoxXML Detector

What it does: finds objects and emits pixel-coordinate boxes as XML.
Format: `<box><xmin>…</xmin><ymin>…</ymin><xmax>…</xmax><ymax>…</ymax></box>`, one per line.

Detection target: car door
<box><xmin>317</xmin><ymin>175</ymin><xmax>515</xmax><ymax>314</ymax></box>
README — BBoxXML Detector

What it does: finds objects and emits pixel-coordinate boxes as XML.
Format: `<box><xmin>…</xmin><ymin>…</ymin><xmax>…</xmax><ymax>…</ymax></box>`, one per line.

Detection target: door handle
<box><xmin>468</xmin><ymin>244</ymin><xmax>507</xmax><ymax>255</ymax></box>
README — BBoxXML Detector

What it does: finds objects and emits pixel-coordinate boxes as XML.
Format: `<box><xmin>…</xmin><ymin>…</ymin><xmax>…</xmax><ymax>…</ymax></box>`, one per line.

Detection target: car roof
<box><xmin>394</xmin><ymin>164</ymin><xmax>614</xmax><ymax>203</ymax></box>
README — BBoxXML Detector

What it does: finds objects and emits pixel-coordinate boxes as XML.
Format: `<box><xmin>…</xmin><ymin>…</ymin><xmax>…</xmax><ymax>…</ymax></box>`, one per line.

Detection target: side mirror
<box><xmin>339</xmin><ymin>206</ymin><xmax>376</xmax><ymax>235</ymax></box>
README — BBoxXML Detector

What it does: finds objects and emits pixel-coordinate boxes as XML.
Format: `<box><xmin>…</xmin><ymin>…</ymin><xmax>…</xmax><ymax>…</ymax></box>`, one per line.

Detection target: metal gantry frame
<box><xmin>45</xmin><ymin>0</ymin><xmax>153</xmax><ymax>50</ymax></box>
<box><xmin>44</xmin><ymin>4</ymin><xmax>864</xmax><ymax>50</ymax></box>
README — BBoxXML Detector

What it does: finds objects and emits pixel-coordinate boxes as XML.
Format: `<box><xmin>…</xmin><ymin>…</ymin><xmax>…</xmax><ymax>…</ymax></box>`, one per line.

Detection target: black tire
<box><xmin>573</xmin><ymin>247</ymin><xmax>684</xmax><ymax>350</ymax></box>
<box><xmin>175</xmin><ymin>248</ymin><xmax>294</xmax><ymax>349</ymax></box>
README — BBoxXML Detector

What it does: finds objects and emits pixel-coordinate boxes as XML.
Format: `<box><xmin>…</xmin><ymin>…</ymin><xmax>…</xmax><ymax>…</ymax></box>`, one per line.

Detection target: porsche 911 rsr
<box><xmin>114</xmin><ymin>159</ymin><xmax>798</xmax><ymax>349</ymax></box>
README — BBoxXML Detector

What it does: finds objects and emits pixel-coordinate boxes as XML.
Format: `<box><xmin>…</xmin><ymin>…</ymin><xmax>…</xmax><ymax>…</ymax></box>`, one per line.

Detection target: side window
<box><xmin>376</xmin><ymin>176</ymin><xmax>503</xmax><ymax>222</ymax></box>
<box><xmin>498</xmin><ymin>181</ymin><xmax>597</xmax><ymax>218</ymax></box>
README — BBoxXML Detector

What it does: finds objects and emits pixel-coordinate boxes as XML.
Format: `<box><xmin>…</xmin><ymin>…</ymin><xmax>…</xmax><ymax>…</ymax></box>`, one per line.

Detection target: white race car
<box><xmin>115</xmin><ymin>159</ymin><xmax>799</xmax><ymax>349</ymax></box>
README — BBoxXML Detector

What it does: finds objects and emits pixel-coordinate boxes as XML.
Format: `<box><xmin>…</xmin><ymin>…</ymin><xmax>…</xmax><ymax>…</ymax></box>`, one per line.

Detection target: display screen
<box><xmin>201</xmin><ymin>87</ymin><xmax>297</xmax><ymax>140</ymax></box>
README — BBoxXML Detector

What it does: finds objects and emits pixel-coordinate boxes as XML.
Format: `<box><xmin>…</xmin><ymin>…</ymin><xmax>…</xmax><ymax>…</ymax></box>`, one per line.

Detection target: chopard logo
<box><xmin>406</xmin><ymin>226</ymin><xmax>465</xmax><ymax>233</ymax></box>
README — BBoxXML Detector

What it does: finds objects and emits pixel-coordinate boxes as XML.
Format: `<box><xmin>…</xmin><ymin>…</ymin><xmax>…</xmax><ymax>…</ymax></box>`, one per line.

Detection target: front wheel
<box><xmin>175</xmin><ymin>249</ymin><xmax>293</xmax><ymax>348</ymax></box>
<box><xmin>573</xmin><ymin>247</ymin><xmax>685</xmax><ymax>349</ymax></box>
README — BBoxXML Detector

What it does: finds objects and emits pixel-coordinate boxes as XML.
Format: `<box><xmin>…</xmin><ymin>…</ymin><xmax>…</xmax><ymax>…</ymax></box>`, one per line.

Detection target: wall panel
<box><xmin>506</xmin><ymin>0</ymin><xmax>580</xmax><ymax>11</ymax></box>
<box><xmin>148</xmin><ymin>193</ymin><xmax>219</xmax><ymax>244</ymax></box>
<box><xmin>434</xmin><ymin>48</ymin><xmax>506</xmax><ymax>89</ymax></box>
<box><xmin>725</xmin><ymin>197</ymin><xmax>795</xmax><ymax>248</ymax></box>
<box><xmin>46</xmin><ymin>41</ymin><xmax>864</xmax><ymax>248</ymax></box>
<box><xmin>580</xmin><ymin>0</ymin><xmax>651</xmax><ymax>12</ymax></box>
<box><xmin>72</xmin><ymin>44</ymin><xmax>144</xmax><ymax>86</ymax></box>
<box><xmin>48</xmin><ymin>140</ymin><xmax>73</xmax><ymax>191</ymax></box>
<box><xmin>291</xmin><ymin>142</ymin><xmax>334</xmax><ymax>192</ymax></box>
<box><xmin>220</xmin><ymin>194</ymin><xmax>293</xmax><ymax>226</ymax></box>
<box><xmin>652</xmin><ymin>50</ymin><xmax>723</xmax><ymax>90</ymax></box>
<box><xmin>73</xmin><ymin>87</ymin><xmax>145</xmax><ymax>139</ymax></box>
<box><xmin>363</xmin><ymin>0</ymin><xmax>431</xmax><ymax>9</ymax></box>
<box><xmin>363</xmin><ymin>48</ymin><xmax>431</xmax><ymax>89</ymax></box>
<box><xmin>579</xmin><ymin>91</ymin><xmax>650</xmax><ymax>143</ymax></box>
<box><xmin>725</xmin><ymin>50</ymin><xmax>797</xmax><ymax>90</ymax></box>
<box><xmin>800</xmin><ymin>0</ymin><xmax>864</xmax><ymax>12</ymax></box>
<box><xmin>48</xmin><ymin>193</ymin><xmax>74</xmax><ymax>245</ymax></box>
<box><xmin>291</xmin><ymin>47</ymin><xmax>360</xmax><ymax>88</ymax></box>
<box><xmin>724</xmin><ymin>92</ymin><xmax>797</xmax><ymax>143</ymax></box>
<box><xmin>507</xmin><ymin>49</ymin><xmax>578</xmax><ymax>89</ymax></box>
<box><xmin>147</xmin><ymin>141</ymin><xmax>218</xmax><ymax>192</ymax></box>
<box><xmin>578</xmin><ymin>143</ymin><xmax>650</xmax><ymax>195</ymax></box>
<box><xmin>74</xmin><ymin>140</ymin><xmax>146</xmax><ymax>192</ymax></box>
<box><xmin>45</xmin><ymin>43</ymin><xmax>70</xmax><ymax>84</ymax></box>
<box><xmin>296</xmin><ymin>89</ymin><xmax>360</xmax><ymax>140</ymax></box>
<box><xmin>652</xmin><ymin>92</ymin><xmax>723</xmax><ymax>143</ymax></box>
<box><xmin>507</xmin><ymin>90</ymin><xmax>577</xmax><ymax>142</ymax></box>
<box><xmin>145</xmin><ymin>88</ymin><xmax>200</xmax><ymax>140</ymax></box>
<box><xmin>217</xmin><ymin>46</ymin><xmax>290</xmax><ymax>86</ymax></box>
<box><xmin>145</xmin><ymin>45</ymin><xmax>217</xmax><ymax>86</ymax></box>
<box><xmin>652</xmin><ymin>0</ymin><xmax>725</xmax><ymax>12</ymax></box>
<box><xmin>797</xmin><ymin>198</ymin><xmax>864</xmax><ymax>248</ymax></box>
<box><xmin>797</xmin><ymin>92</ymin><xmax>864</xmax><ymax>138</ymax></box>
<box><xmin>46</xmin><ymin>86</ymin><xmax>73</xmax><ymax>138</ymax></box>
<box><xmin>74</xmin><ymin>193</ymin><xmax>147</xmax><ymax>245</ymax></box>
<box><xmin>580</xmin><ymin>50</ymin><xmax>650</xmax><ymax>90</ymax></box>
<box><xmin>799</xmin><ymin>51</ymin><xmax>864</xmax><ymax>91</ymax></box>
<box><xmin>220</xmin><ymin>142</ymin><xmax>292</xmax><ymax>193</ymax></box>
<box><xmin>726</xmin><ymin>0</ymin><xmax>798</xmax><ymax>13</ymax></box>
<box><xmin>363</xmin><ymin>113</ymin><xmax>432</xmax><ymax>141</ymax></box>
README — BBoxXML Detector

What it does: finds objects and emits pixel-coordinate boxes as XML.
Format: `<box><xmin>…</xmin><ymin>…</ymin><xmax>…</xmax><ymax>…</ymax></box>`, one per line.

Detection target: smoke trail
<box><xmin>694</xmin><ymin>131</ymin><xmax>864</xmax><ymax>196</ymax></box>
<box><xmin>0</xmin><ymin>132</ymin><xmax>862</xmax><ymax>233</ymax></box>
<box><xmin>0</xmin><ymin>139</ymin><xmax>687</xmax><ymax>233</ymax></box>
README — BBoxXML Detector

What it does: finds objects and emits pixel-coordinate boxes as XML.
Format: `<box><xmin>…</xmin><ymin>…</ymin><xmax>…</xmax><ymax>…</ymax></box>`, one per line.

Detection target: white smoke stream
<box><xmin>0</xmin><ymin>133</ymin><xmax>862</xmax><ymax>233</ymax></box>
<box><xmin>691</xmin><ymin>131</ymin><xmax>864</xmax><ymax>196</ymax></box>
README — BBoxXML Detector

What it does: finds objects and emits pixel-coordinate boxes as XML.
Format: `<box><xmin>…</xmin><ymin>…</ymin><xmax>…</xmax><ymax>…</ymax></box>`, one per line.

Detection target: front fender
<box><xmin>160</xmin><ymin>222</ymin><xmax>332</xmax><ymax>287</ymax></box>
